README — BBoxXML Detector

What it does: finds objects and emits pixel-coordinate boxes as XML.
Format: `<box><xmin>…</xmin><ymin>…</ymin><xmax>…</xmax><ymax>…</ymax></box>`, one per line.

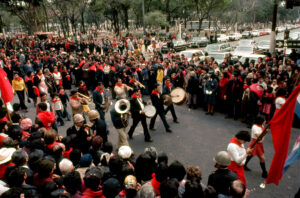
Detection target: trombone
<box><xmin>78</xmin><ymin>92</ymin><xmax>92</xmax><ymax>103</ymax></box>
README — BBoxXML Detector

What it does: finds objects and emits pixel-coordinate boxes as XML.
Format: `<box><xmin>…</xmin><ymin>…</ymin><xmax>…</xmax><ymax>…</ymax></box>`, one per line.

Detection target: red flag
<box><xmin>265</xmin><ymin>84</ymin><xmax>300</xmax><ymax>185</ymax></box>
<box><xmin>0</xmin><ymin>68</ymin><xmax>14</xmax><ymax>103</ymax></box>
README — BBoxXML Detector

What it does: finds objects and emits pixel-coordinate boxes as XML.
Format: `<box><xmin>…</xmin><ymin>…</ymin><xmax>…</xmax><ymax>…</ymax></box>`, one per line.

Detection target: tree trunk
<box><xmin>166</xmin><ymin>0</ymin><xmax>170</xmax><ymax>32</ymax></box>
<box><xmin>123</xmin><ymin>7</ymin><xmax>129</xmax><ymax>30</ymax></box>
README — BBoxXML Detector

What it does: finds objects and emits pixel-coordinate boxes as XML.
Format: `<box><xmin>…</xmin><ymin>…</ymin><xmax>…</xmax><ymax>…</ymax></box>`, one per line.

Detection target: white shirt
<box><xmin>53</xmin><ymin>72</ymin><xmax>62</xmax><ymax>85</ymax></box>
<box><xmin>275</xmin><ymin>97</ymin><xmax>286</xmax><ymax>109</ymax></box>
<box><xmin>251</xmin><ymin>125</ymin><xmax>263</xmax><ymax>139</ymax></box>
<box><xmin>227</xmin><ymin>142</ymin><xmax>247</xmax><ymax>166</ymax></box>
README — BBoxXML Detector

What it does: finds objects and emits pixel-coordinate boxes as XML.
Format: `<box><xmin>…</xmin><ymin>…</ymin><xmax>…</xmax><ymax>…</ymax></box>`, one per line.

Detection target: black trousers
<box><xmin>165</xmin><ymin>104</ymin><xmax>177</xmax><ymax>121</ymax></box>
<box><xmin>16</xmin><ymin>90</ymin><xmax>27</xmax><ymax>110</ymax></box>
<box><xmin>150</xmin><ymin>111</ymin><xmax>170</xmax><ymax>130</ymax></box>
<box><xmin>128</xmin><ymin>115</ymin><xmax>151</xmax><ymax>140</ymax></box>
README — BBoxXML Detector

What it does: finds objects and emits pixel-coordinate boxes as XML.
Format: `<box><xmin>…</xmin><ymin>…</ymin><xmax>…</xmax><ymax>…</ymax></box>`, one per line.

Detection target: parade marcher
<box><xmin>12</xmin><ymin>73</ymin><xmax>28</xmax><ymax>112</ymax></box>
<box><xmin>34</xmin><ymin>68</ymin><xmax>48</xmax><ymax>94</ymax></box>
<box><xmin>66</xmin><ymin>114</ymin><xmax>91</xmax><ymax>153</ymax></box>
<box><xmin>114</xmin><ymin>78</ymin><xmax>129</xmax><ymax>99</ymax></box>
<box><xmin>207</xmin><ymin>151</ymin><xmax>238</xmax><ymax>196</ymax></box>
<box><xmin>44</xmin><ymin>68</ymin><xmax>57</xmax><ymax>98</ymax></box>
<box><xmin>93</xmin><ymin>82</ymin><xmax>107</xmax><ymax>121</ymax></box>
<box><xmin>110</xmin><ymin>104</ymin><xmax>129</xmax><ymax>150</ymax></box>
<box><xmin>162</xmin><ymin>77</ymin><xmax>178</xmax><ymax>123</ymax></box>
<box><xmin>53</xmin><ymin>66</ymin><xmax>62</xmax><ymax>91</ymax></box>
<box><xmin>244</xmin><ymin>116</ymin><xmax>268</xmax><ymax>178</ymax></box>
<box><xmin>227</xmin><ymin>131</ymin><xmax>252</xmax><ymax>186</ymax></box>
<box><xmin>87</xmin><ymin>110</ymin><xmax>107</xmax><ymax>143</ymax></box>
<box><xmin>69</xmin><ymin>89</ymin><xmax>87</xmax><ymax>116</ymax></box>
<box><xmin>127</xmin><ymin>88</ymin><xmax>152</xmax><ymax>142</ymax></box>
<box><xmin>58</xmin><ymin>88</ymin><xmax>71</xmax><ymax>121</ymax></box>
<box><xmin>149</xmin><ymin>84</ymin><xmax>172</xmax><ymax>133</ymax></box>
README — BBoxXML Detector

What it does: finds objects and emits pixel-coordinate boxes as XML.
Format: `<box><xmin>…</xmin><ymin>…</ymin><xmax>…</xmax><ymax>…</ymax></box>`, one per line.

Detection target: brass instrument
<box><xmin>78</xmin><ymin>92</ymin><xmax>92</xmax><ymax>103</ymax></box>
<box><xmin>133</xmin><ymin>80</ymin><xmax>145</xmax><ymax>89</ymax></box>
<box><xmin>115</xmin><ymin>99</ymin><xmax>131</xmax><ymax>127</ymax></box>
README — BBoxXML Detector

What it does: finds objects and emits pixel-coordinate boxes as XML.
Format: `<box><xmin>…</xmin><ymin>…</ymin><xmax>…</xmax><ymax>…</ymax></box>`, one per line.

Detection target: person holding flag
<box><xmin>244</xmin><ymin>116</ymin><xmax>268</xmax><ymax>178</ymax></box>
<box><xmin>227</xmin><ymin>130</ymin><xmax>252</xmax><ymax>185</ymax></box>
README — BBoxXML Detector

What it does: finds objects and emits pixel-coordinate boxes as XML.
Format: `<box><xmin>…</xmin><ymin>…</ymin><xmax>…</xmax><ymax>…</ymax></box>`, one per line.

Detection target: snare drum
<box><xmin>171</xmin><ymin>87</ymin><xmax>187</xmax><ymax>105</ymax></box>
<box><xmin>144</xmin><ymin>105</ymin><xmax>156</xmax><ymax>118</ymax></box>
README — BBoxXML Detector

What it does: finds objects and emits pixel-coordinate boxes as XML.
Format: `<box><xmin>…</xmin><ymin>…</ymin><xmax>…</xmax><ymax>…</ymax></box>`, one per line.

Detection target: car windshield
<box><xmin>206</xmin><ymin>45</ymin><xmax>219</xmax><ymax>51</ymax></box>
<box><xmin>259</xmin><ymin>41</ymin><xmax>270</xmax><ymax>45</ymax></box>
<box><xmin>209</xmin><ymin>54</ymin><xmax>225</xmax><ymax>60</ymax></box>
<box><xmin>235</xmin><ymin>47</ymin><xmax>252</xmax><ymax>52</ymax></box>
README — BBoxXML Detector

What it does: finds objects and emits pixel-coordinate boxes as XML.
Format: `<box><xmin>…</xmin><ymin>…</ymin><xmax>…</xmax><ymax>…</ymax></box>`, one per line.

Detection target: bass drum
<box><xmin>162</xmin><ymin>94</ymin><xmax>173</xmax><ymax>106</ymax></box>
<box><xmin>144</xmin><ymin>105</ymin><xmax>156</xmax><ymax>118</ymax></box>
<box><xmin>171</xmin><ymin>87</ymin><xmax>187</xmax><ymax>105</ymax></box>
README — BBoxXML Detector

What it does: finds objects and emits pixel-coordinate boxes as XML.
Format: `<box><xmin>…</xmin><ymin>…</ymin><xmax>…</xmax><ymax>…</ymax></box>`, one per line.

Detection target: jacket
<box><xmin>92</xmin><ymin>118</ymin><xmax>107</xmax><ymax>142</ymax></box>
<box><xmin>82</xmin><ymin>188</ymin><xmax>104</xmax><ymax>198</ymax></box>
<box><xmin>110</xmin><ymin>108</ymin><xmax>125</xmax><ymax>129</ymax></box>
<box><xmin>129</xmin><ymin>97</ymin><xmax>145</xmax><ymax>119</ymax></box>
<box><xmin>93</xmin><ymin>89</ymin><xmax>105</xmax><ymax>109</ymax></box>
<box><xmin>12</xmin><ymin>78</ymin><xmax>27</xmax><ymax>91</ymax></box>
<box><xmin>150</xmin><ymin>92</ymin><xmax>164</xmax><ymax>113</ymax></box>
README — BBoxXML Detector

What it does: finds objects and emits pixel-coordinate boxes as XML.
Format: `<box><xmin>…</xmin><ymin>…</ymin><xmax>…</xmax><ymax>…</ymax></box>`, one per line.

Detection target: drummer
<box><xmin>150</xmin><ymin>84</ymin><xmax>172</xmax><ymax>133</ymax></box>
<box><xmin>127</xmin><ymin>88</ymin><xmax>153</xmax><ymax>142</ymax></box>
<box><xmin>162</xmin><ymin>77</ymin><xmax>179</xmax><ymax>123</ymax></box>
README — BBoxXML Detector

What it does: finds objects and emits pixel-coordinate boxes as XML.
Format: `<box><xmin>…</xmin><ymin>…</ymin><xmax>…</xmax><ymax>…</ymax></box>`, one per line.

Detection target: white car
<box><xmin>257</xmin><ymin>40</ymin><xmax>270</xmax><ymax>51</ymax></box>
<box><xmin>217</xmin><ymin>34</ymin><xmax>229</xmax><ymax>42</ymax></box>
<box><xmin>208</xmin><ymin>52</ymin><xmax>230</xmax><ymax>64</ymax></box>
<box><xmin>179</xmin><ymin>49</ymin><xmax>205</xmax><ymax>61</ymax></box>
<box><xmin>228</xmin><ymin>33</ymin><xmax>242</xmax><ymax>41</ymax></box>
<box><xmin>238</xmin><ymin>39</ymin><xmax>256</xmax><ymax>47</ymax></box>
<box><xmin>289</xmin><ymin>32</ymin><xmax>300</xmax><ymax>40</ymax></box>
<box><xmin>251</xmin><ymin>30</ymin><xmax>260</xmax><ymax>37</ymax></box>
<box><xmin>239</xmin><ymin>54</ymin><xmax>266</xmax><ymax>65</ymax></box>
<box><xmin>232</xmin><ymin>46</ymin><xmax>254</xmax><ymax>58</ymax></box>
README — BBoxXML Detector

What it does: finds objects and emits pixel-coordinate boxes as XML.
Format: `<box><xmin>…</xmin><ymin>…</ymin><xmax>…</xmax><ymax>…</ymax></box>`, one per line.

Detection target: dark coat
<box><xmin>207</xmin><ymin>168</ymin><xmax>238</xmax><ymax>196</ymax></box>
<box><xmin>110</xmin><ymin>108</ymin><xmax>125</xmax><ymax>129</ymax></box>
<box><xmin>66</xmin><ymin>125</ymin><xmax>90</xmax><ymax>153</ymax></box>
<box><xmin>187</xmin><ymin>77</ymin><xmax>199</xmax><ymax>94</ymax></box>
<box><xmin>92</xmin><ymin>89</ymin><xmax>104</xmax><ymax>109</ymax></box>
<box><xmin>150</xmin><ymin>93</ymin><xmax>165</xmax><ymax>113</ymax></box>
<box><xmin>130</xmin><ymin>97</ymin><xmax>145</xmax><ymax>119</ymax></box>
<box><xmin>226</xmin><ymin>79</ymin><xmax>243</xmax><ymax>101</ymax></box>
<box><xmin>92</xmin><ymin>118</ymin><xmax>107</xmax><ymax>142</ymax></box>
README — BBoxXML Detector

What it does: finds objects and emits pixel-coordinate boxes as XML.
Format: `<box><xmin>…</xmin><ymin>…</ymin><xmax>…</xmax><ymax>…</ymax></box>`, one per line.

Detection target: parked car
<box><xmin>251</xmin><ymin>30</ymin><xmax>260</xmax><ymax>37</ymax></box>
<box><xmin>242</xmin><ymin>31</ymin><xmax>251</xmax><ymax>38</ymax></box>
<box><xmin>265</xmin><ymin>29</ymin><xmax>271</xmax><ymax>34</ymax></box>
<box><xmin>238</xmin><ymin>39</ymin><xmax>256</xmax><ymax>47</ymax></box>
<box><xmin>217</xmin><ymin>34</ymin><xmax>229</xmax><ymax>42</ymax></box>
<box><xmin>232</xmin><ymin>46</ymin><xmax>254</xmax><ymax>58</ymax></box>
<box><xmin>239</xmin><ymin>54</ymin><xmax>266</xmax><ymax>65</ymax></box>
<box><xmin>228</xmin><ymin>33</ymin><xmax>242</xmax><ymax>41</ymax></box>
<box><xmin>189</xmin><ymin>37</ymin><xmax>209</xmax><ymax>48</ymax></box>
<box><xmin>257</xmin><ymin>40</ymin><xmax>270</xmax><ymax>52</ymax></box>
<box><xmin>289</xmin><ymin>32</ymin><xmax>300</xmax><ymax>40</ymax></box>
<box><xmin>179</xmin><ymin>49</ymin><xmax>205</xmax><ymax>61</ymax></box>
<box><xmin>172</xmin><ymin>40</ymin><xmax>188</xmax><ymax>52</ymax></box>
<box><xmin>258</xmin><ymin>29</ymin><xmax>268</xmax><ymax>36</ymax></box>
<box><xmin>204</xmin><ymin>43</ymin><xmax>231</xmax><ymax>53</ymax></box>
<box><xmin>208</xmin><ymin>52</ymin><xmax>230</xmax><ymax>64</ymax></box>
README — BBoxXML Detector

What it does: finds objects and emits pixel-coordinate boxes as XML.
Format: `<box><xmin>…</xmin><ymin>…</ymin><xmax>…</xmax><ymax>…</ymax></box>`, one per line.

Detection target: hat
<box><xmin>213</xmin><ymin>151</ymin><xmax>231</xmax><ymax>166</ymax></box>
<box><xmin>79</xmin><ymin>154</ymin><xmax>93</xmax><ymax>167</ymax></box>
<box><xmin>20</xmin><ymin>118</ymin><xmax>32</xmax><ymax>131</ymax></box>
<box><xmin>118</xmin><ymin>146</ymin><xmax>132</xmax><ymax>159</ymax></box>
<box><xmin>0</xmin><ymin>147</ymin><xmax>16</xmax><ymax>165</ymax></box>
<box><xmin>102</xmin><ymin>178</ymin><xmax>122</xmax><ymax>198</ymax></box>
<box><xmin>124</xmin><ymin>175</ymin><xmax>137</xmax><ymax>190</ymax></box>
<box><xmin>73</xmin><ymin>114</ymin><xmax>84</xmax><ymax>124</ymax></box>
<box><xmin>88</xmin><ymin>110</ymin><xmax>99</xmax><ymax>121</ymax></box>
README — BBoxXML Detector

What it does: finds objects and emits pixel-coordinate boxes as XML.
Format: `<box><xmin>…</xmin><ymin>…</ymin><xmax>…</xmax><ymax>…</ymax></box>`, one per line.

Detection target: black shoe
<box><xmin>145</xmin><ymin>138</ymin><xmax>153</xmax><ymax>142</ymax></box>
<box><xmin>205</xmin><ymin>112</ymin><xmax>210</xmax><ymax>115</ymax></box>
<box><xmin>173</xmin><ymin>120</ymin><xmax>179</xmax><ymax>123</ymax></box>
<box><xmin>244</xmin><ymin>166</ymin><xmax>251</xmax><ymax>171</ymax></box>
<box><xmin>262</xmin><ymin>171</ymin><xmax>268</xmax><ymax>178</ymax></box>
<box><xmin>150</xmin><ymin>128</ymin><xmax>156</xmax><ymax>131</ymax></box>
<box><xmin>210</xmin><ymin>112</ymin><xmax>214</xmax><ymax>116</ymax></box>
<box><xmin>128</xmin><ymin>133</ymin><xmax>133</xmax><ymax>139</ymax></box>
<box><xmin>166</xmin><ymin>128</ymin><xmax>172</xmax><ymax>133</ymax></box>
<box><xmin>225</xmin><ymin>116</ymin><xmax>232</xmax><ymax>119</ymax></box>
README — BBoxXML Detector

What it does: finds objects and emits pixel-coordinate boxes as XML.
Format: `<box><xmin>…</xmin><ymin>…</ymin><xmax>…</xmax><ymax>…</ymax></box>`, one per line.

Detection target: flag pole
<box><xmin>4</xmin><ymin>102</ymin><xmax>12</xmax><ymax>125</ymax></box>
<box><xmin>250</xmin><ymin>124</ymin><xmax>270</xmax><ymax>149</ymax></box>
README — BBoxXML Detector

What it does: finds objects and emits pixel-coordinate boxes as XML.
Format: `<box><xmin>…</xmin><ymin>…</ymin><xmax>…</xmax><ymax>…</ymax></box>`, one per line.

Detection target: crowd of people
<box><xmin>0</xmin><ymin>32</ymin><xmax>299</xmax><ymax>198</ymax></box>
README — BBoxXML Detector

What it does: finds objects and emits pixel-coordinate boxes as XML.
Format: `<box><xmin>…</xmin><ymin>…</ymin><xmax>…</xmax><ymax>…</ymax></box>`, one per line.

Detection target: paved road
<box><xmin>12</xmin><ymin>29</ymin><xmax>300</xmax><ymax>197</ymax></box>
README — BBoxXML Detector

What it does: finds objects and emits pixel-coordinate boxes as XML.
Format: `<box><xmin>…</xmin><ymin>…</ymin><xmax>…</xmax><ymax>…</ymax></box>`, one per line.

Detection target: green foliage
<box><xmin>145</xmin><ymin>10</ymin><xmax>169</xmax><ymax>28</ymax></box>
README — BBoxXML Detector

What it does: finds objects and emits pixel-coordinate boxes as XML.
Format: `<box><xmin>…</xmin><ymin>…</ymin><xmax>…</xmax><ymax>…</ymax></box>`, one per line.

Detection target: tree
<box><xmin>0</xmin><ymin>0</ymin><xmax>44</xmax><ymax>34</ymax></box>
<box><xmin>145</xmin><ymin>10</ymin><xmax>168</xmax><ymax>28</ymax></box>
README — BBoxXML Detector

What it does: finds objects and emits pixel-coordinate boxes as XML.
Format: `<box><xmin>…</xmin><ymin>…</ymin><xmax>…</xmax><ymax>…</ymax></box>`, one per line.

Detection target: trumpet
<box><xmin>78</xmin><ymin>92</ymin><xmax>92</xmax><ymax>102</ymax></box>
<box><xmin>135</xmin><ymin>80</ymin><xmax>145</xmax><ymax>89</ymax></box>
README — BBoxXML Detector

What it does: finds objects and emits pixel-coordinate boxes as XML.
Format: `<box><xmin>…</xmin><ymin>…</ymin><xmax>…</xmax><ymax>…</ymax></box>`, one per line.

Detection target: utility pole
<box><xmin>142</xmin><ymin>0</ymin><xmax>146</xmax><ymax>36</ymax></box>
<box><xmin>269</xmin><ymin>0</ymin><xmax>278</xmax><ymax>55</ymax></box>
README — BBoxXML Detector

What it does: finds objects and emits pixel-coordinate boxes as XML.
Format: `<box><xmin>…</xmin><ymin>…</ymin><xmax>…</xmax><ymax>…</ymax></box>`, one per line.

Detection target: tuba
<box><xmin>115</xmin><ymin>99</ymin><xmax>131</xmax><ymax>127</ymax></box>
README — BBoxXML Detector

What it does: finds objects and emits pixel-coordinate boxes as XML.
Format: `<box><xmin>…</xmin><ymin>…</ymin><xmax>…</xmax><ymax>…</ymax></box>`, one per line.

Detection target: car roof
<box><xmin>240</xmin><ymin>54</ymin><xmax>265</xmax><ymax>58</ymax></box>
<box><xmin>208</xmin><ymin>52</ymin><xmax>230</xmax><ymax>55</ymax></box>
<box><xmin>180</xmin><ymin>49</ymin><xmax>203</xmax><ymax>53</ymax></box>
